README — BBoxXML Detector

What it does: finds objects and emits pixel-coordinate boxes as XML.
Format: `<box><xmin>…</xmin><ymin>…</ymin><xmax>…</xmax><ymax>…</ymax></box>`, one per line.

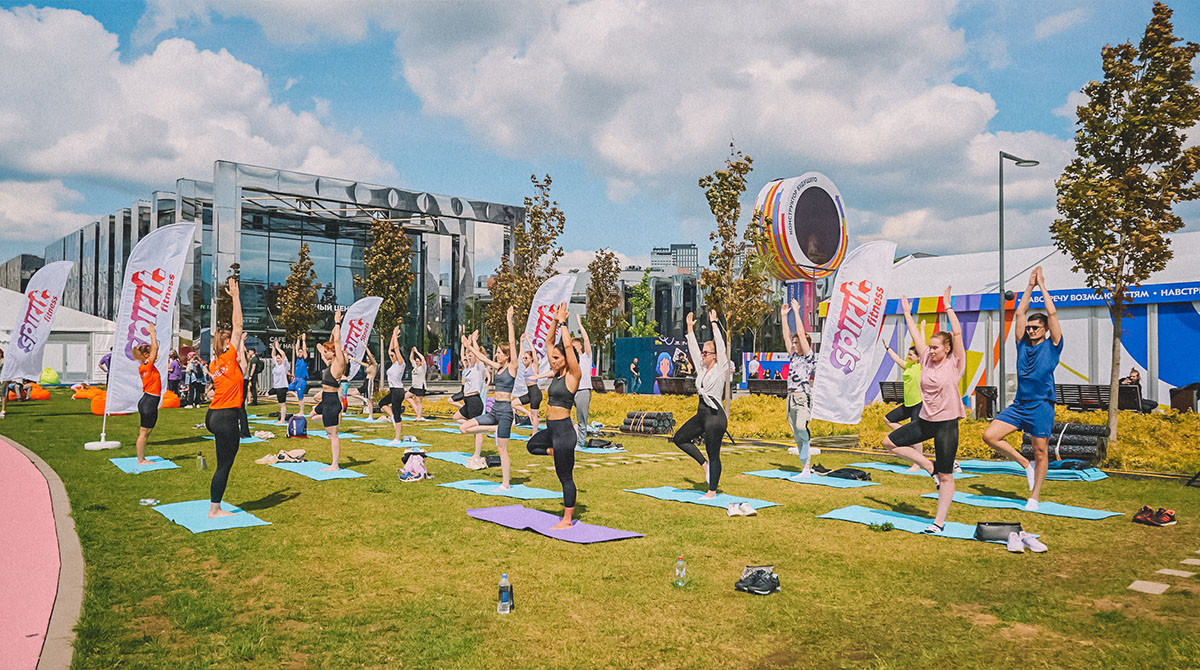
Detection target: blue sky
<box><xmin>1</xmin><ymin>0</ymin><xmax>1197</xmax><ymax>269</ymax></box>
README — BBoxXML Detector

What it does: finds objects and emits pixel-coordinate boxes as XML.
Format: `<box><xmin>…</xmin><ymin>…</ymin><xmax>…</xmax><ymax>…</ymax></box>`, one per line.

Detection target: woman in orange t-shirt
<box><xmin>206</xmin><ymin>277</ymin><xmax>247</xmax><ymax>519</ymax></box>
<box><xmin>131</xmin><ymin>321</ymin><xmax>162</xmax><ymax>465</ymax></box>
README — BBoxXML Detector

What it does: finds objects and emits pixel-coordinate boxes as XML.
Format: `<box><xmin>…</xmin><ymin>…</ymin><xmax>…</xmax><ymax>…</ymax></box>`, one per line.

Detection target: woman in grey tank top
<box><xmin>459</xmin><ymin>306</ymin><xmax>520</xmax><ymax>490</ymax></box>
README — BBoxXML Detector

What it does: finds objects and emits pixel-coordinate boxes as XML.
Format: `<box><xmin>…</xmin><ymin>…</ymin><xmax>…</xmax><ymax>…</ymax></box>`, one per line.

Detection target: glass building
<box><xmin>43</xmin><ymin>160</ymin><xmax>524</xmax><ymax>377</ymax></box>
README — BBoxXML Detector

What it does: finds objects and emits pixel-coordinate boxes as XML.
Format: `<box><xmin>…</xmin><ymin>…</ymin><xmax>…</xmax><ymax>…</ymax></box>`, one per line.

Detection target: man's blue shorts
<box><xmin>994</xmin><ymin>400</ymin><xmax>1055</xmax><ymax>439</ymax></box>
<box><xmin>288</xmin><ymin>378</ymin><xmax>306</xmax><ymax>395</ymax></box>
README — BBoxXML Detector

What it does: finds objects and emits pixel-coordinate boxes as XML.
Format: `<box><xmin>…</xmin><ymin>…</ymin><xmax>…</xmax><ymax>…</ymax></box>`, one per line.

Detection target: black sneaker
<box><xmin>813</xmin><ymin>464</ymin><xmax>831</xmax><ymax>474</ymax></box>
<box><xmin>734</xmin><ymin>570</ymin><xmax>765</xmax><ymax>593</ymax></box>
<box><xmin>1132</xmin><ymin>505</ymin><xmax>1155</xmax><ymax>526</ymax></box>
<box><xmin>749</xmin><ymin>571</ymin><xmax>780</xmax><ymax>595</ymax></box>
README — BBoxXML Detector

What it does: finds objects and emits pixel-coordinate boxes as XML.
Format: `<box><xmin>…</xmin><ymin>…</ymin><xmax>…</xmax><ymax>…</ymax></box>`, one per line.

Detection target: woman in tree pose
<box><xmin>572</xmin><ymin>316</ymin><xmax>593</xmax><ymax>449</ymax></box>
<box><xmin>347</xmin><ymin>349</ymin><xmax>378</xmax><ymax>418</ymax></box>
<box><xmin>882</xmin><ymin>287</ymin><xmax>966</xmax><ymax>534</ymax></box>
<box><xmin>453</xmin><ymin>331</ymin><xmax>488</xmax><ymax>458</ymax></box>
<box><xmin>405</xmin><ymin>346</ymin><xmax>428</xmax><ymax>420</ymax></box>
<box><xmin>882</xmin><ymin>341</ymin><xmax>924</xmax><ymax>472</ymax></box>
<box><xmin>290</xmin><ymin>334</ymin><xmax>310</xmax><ymax>416</ymax></box>
<box><xmin>269</xmin><ymin>339</ymin><xmax>292</xmax><ymax>424</ymax></box>
<box><xmin>315</xmin><ymin>311</ymin><xmax>349</xmax><ymax>470</ymax></box>
<box><xmin>131</xmin><ymin>322</ymin><xmax>162</xmax><ymax>466</ymax></box>
<box><xmin>383</xmin><ymin>326</ymin><xmax>407</xmax><ymax>443</ymax></box>
<box><xmin>513</xmin><ymin>334</ymin><xmax>542</xmax><ymax>433</ymax></box>
<box><xmin>206</xmin><ymin>277</ymin><xmax>247</xmax><ymax>518</ymax></box>
<box><xmin>672</xmin><ymin>310</ymin><xmax>730</xmax><ymax>499</ymax></box>
<box><xmin>460</xmin><ymin>306</ymin><xmax>520</xmax><ymax>489</ymax></box>
<box><xmin>525</xmin><ymin>303</ymin><xmax>582</xmax><ymax>529</ymax></box>
<box><xmin>780</xmin><ymin>299</ymin><xmax>817</xmax><ymax>477</ymax></box>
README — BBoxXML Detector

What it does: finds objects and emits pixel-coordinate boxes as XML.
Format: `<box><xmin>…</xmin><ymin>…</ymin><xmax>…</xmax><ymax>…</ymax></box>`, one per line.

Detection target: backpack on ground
<box><xmin>399</xmin><ymin>452</ymin><xmax>429</xmax><ymax>481</ymax></box>
<box><xmin>287</xmin><ymin>415</ymin><xmax>308</xmax><ymax>438</ymax></box>
<box><xmin>827</xmin><ymin>467</ymin><xmax>871</xmax><ymax>481</ymax></box>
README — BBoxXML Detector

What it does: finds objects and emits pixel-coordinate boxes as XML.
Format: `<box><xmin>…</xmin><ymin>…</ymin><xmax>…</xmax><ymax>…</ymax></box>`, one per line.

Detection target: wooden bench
<box><xmin>878</xmin><ymin>381</ymin><xmax>904</xmax><ymax>404</ymax></box>
<box><xmin>591</xmin><ymin>376</ymin><xmax>607</xmax><ymax>393</ymax></box>
<box><xmin>747</xmin><ymin>378</ymin><xmax>787</xmax><ymax>397</ymax></box>
<box><xmin>656</xmin><ymin>377</ymin><xmax>696</xmax><ymax>396</ymax></box>
<box><xmin>1055</xmin><ymin>384</ymin><xmax>1145</xmax><ymax>412</ymax></box>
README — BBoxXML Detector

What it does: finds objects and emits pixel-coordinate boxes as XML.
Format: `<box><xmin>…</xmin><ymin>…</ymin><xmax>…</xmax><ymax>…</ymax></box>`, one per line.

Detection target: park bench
<box><xmin>591</xmin><ymin>376</ymin><xmax>607</xmax><ymax>393</ymax></box>
<box><xmin>1055</xmin><ymin>384</ymin><xmax>1145</xmax><ymax>412</ymax></box>
<box><xmin>878</xmin><ymin>381</ymin><xmax>904</xmax><ymax>404</ymax></box>
<box><xmin>656</xmin><ymin>377</ymin><xmax>696</xmax><ymax>396</ymax></box>
<box><xmin>747</xmin><ymin>378</ymin><xmax>787</xmax><ymax>397</ymax></box>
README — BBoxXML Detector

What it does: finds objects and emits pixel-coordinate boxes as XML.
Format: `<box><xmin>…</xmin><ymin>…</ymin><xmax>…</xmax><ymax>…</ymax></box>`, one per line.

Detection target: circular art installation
<box><xmin>753</xmin><ymin>172</ymin><xmax>848</xmax><ymax>280</ymax></box>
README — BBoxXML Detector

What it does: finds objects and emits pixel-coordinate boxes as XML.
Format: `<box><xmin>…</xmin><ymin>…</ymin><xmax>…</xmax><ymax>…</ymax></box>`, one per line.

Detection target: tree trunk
<box><xmin>1107</xmin><ymin>305</ymin><xmax>1122</xmax><ymax>444</ymax></box>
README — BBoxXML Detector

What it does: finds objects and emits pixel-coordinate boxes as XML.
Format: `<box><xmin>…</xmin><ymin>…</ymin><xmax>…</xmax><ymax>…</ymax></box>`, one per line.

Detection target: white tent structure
<box><xmin>0</xmin><ymin>286</ymin><xmax>114</xmax><ymax>383</ymax></box>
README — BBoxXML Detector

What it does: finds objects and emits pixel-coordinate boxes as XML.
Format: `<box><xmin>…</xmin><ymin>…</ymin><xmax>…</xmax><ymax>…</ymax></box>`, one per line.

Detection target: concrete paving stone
<box><xmin>1128</xmin><ymin>581</ymin><xmax>1170</xmax><ymax>595</ymax></box>
<box><xmin>1156</xmin><ymin>569</ymin><xmax>1195</xmax><ymax>578</ymax></box>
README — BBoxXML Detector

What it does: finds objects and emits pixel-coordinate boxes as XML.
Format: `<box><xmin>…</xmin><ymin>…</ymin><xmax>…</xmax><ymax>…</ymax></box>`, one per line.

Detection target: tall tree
<box><xmin>486</xmin><ymin>174</ymin><xmax>565</xmax><ymax>338</ymax></box>
<box><xmin>583</xmin><ymin>249</ymin><xmax>623</xmax><ymax>369</ymax></box>
<box><xmin>1051</xmin><ymin>1</ymin><xmax>1200</xmax><ymax>442</ymax></box>
<box><xmin>628</xmin><ymin>268</ymin><xmax>658</xmax><ymax>337</ymax></box>
<box><xmin>277</xmin><ymin>242</ymin><xmax>317</xmax><ymax>342</ymax></box>
<box><xmin>698</xmin><ymin>143</ymin><xmax>775</xmax><ymax>400</ymax></box>
<box><xmin>355</xmin><ymin>218</ymin><xmax>414</xmax><ymax>339</ymax></box>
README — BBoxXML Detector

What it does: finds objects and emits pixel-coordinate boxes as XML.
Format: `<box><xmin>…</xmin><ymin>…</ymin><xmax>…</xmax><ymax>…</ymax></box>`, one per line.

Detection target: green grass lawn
<box><xmin>4</xmin><ymin>391</ymin><xmax>1200</xmax><ymax>669</ymax></box>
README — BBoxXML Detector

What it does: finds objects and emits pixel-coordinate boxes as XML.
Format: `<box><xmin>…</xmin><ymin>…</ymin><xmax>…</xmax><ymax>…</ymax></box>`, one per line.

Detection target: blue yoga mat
<box><xmin>624</xmin><ymin>486</ymin><xmax>779</xmax><ymax>510</ymax></box>
<box><xmin>501</xmin><ymin>433</ymin><xmax>530</xmax><ymax>442</ymax></box>
<box><xmin>249</xmin><ymin>419</ymin><xmax>288</xmax><ymax>426</ymax></box>
<box><xmin>425</xmin><ymin>451</ymin><xmax>473</xmax><ymax>465</ymax></box>
<box><xmin>152</xmin><ymin>500</ymin><xmax>271</xmax><ymax>533</ymax></box>
<box><xmin>957</xmin><ymin>459</ymin><xmax>1108</xmax><ymax>481</ymax></box>
<box><xmin>578</xmin><ymin>446</ymin><xmax>626</xmax><ymax>454</ymax></box>
<box><xmin>352</xmin><ymin>438</ymin><xmax>433</xmax><ymax>448</ymax></box>
<box><xmin>342</xmin><ymin>416</ymin><xmax>391</xmax><ymax>423</ymax></box>
<box><xmin>109</xmin><ymin>455</ymin><xmax>179</xmax><ymax>474</ymax></box>
<box><xmin>438</xmin><ymin>479</ymin><xmax>560</xmax><ymax>500</ymax></box>
<box><xmin>270</xmin><ymin>461</ymin><xmax>366</xmax><ymax>480</ymax></box>
<box><xmin>919</xmin><ymin>492</ymin><xmax>1120</xmax><ymax>519</ymax></box>
<box><xmin>817</xmin><ymin>505</ymin><xmax>1028</xmax><ymax>544</ymax></box>
<box><xmin>743</xmin><ymin>469</ymin><xmax>879</xmax><ymax>488</ymax></box>
<box><xmin>424</xmin><ymin>427</ymin><xmax>465</xmax><ymax>434</ymax></box>
<box><xmin>849</xmin><ymin>462</ymin><xmax>979</xmax><ymax>480</ymax></box>
<box><xmin>203</xmin><ymin>435</ymin><xmax>268</xmax><ymax>444</ymax></box>
<box><xmin>305</xmin><ymin>431</ymin><xmax>359</xmax><ymax>439</ymax></box>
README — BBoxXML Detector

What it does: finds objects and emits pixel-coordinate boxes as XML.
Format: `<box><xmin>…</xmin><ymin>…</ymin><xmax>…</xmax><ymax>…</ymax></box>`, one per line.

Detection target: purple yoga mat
<box><xmin>466</xmin><ymin>505</ymin><xmax>643</xmax><ymax>544</ymax></box>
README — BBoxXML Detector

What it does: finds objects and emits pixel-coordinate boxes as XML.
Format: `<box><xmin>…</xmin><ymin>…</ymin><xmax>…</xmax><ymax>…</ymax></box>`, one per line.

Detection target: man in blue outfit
<box><xmin>983</xmin><ymin>266</ymin><xmax>1063</xmax><ymax>511</ymax></box>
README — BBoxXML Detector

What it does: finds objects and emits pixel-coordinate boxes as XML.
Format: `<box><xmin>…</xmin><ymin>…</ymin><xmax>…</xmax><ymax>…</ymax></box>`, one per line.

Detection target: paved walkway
<box><xmin>0</xmin><ymin>436</ymin><xmax>82</xmax><ymax>670</ymax></box>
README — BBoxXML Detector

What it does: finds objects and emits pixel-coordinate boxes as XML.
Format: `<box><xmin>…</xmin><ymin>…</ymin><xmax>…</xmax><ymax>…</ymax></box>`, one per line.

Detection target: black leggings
<box><xmin>526</xmin><ymin>418</ymin><xmax>577</xmax><ymax>508</ymax></box>
<box><xmin>206</xmin><ymin>407</ymin><xmax>241</xmax><ymax>503</ymax></box>
<box><xmin>673</xmin><ymin>400</ymin><xmax>728</xmax><ymax>492</ymax></box>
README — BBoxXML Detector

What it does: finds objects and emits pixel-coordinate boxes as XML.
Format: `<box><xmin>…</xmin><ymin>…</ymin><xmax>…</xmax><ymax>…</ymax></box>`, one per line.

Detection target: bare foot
<box><xmin>496</xmin><ymin>485</ymin><xmax>511</xmax><ymax>492</ymax></box>
<box><xmin>208</xmin><ymin>508</ymin><xmax>235</xmax><ymax>519</ymax></box>
<box><xmin>549</xmin><ymin>519</ymin><xmax>573</xmax><ymax>530</ymax></box>
<box><xmin>700</xmin><ymin>491</ymin><xmax>717</xmax><ymax>500</ymax></box>
<box><xmin>320</xmin><ymin>464</ymin><xmax>339</xmax><ymax>472</ymax></box>
<box><xmin>136</xmin><ymin>459</ymin><xmax>153</xmax><ymax>465</ymax></box>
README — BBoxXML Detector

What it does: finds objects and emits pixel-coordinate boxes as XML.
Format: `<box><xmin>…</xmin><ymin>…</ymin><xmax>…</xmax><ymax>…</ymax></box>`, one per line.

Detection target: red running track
<box><xmin>0</xmin><ymin>440</ymin><xmax>60</xmax><ymax>670</ymax></box>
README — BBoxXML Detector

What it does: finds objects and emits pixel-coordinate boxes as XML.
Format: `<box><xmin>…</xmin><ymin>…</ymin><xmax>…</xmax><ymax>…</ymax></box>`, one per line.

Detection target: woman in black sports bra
<box><xmin>315</xmin><ymin>310</ymin><xmax>349</xmax><ymax>471</ymax></box>
<box><xmin>460</xmin><ymin>306</ymin><xmax>520</xmax><ymax>489</ymax></box>
<box><xmin>525</xmin><ymin>302</ymin><xmax>582</xmax><ymax>530</ymax></box>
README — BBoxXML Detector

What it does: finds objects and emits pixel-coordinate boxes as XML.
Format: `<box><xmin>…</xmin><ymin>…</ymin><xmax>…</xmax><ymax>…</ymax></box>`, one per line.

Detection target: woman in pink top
<box><xmin>882</xmin><ymin>285</ymin><xmax>965</xmax><ymax>534</ymax></box>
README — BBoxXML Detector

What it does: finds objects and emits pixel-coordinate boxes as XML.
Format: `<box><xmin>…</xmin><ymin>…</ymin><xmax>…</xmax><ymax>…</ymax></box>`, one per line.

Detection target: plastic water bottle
<box><xmin>497</xmin><ymin>574</ymin><xmax>513</xmax><ymax>614</ymax></box>
<box><xmin>197</xmin><ymin>453</ymin><xmax>207</xmax><ymax>470</ymax></box>
<box><xmin>674</xmin><ymin>556</ymin><xmax>687</xmax><ymax>587</ymax></box>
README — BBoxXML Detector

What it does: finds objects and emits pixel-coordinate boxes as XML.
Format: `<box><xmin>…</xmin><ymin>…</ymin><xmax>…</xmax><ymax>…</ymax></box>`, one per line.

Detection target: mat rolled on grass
<box><xmin>849</xmin><ymin>462</ymin><xmax>979</xmax><ymax>480</ymax></box>
<box><xmin>624</xmin><ymin>486</ymin><xmax>780</xmax><ymax>510</ymax></box>
<box><xmin>957</xmin><ymin>459</ymin><xmax>1107</xmax><ymax>481</ymax></box>
<box><xmin>151</xmin><ymin>500</ymin><xmax>271</xmax><ymax>534</ymax></box>
<box><xmin>202</xmin><ymin>435</ymin><xmax>268</xmax><ymax>444</ymax></box>
<box><xmin>439</xmin><ymin>479</ymin><xmax>560</xmax><ymax>500</ymax></box>
<box><xmin>743</xmin><ymin>469</ymin><xmax>879</xmax><ymax>488</ymax></box>
<box><xmin>109</xmin><ymin>455</ymin><xmax>180</xmax><ymax>474</ymax></box>
<box><xmin>817</xmin><ymin>505</ymin><xmax>1037</xmax><ymax>544</ymax></box>
<box><xmin>620</xmin><ymin>411</ymin><xmax>675</xmax><ymax>435</ymax></box>
<box><xmin>352</xmin><ymin>438</ymin><xmax>433</xmax><ymax>448</ymax></box>
<box><xmin>270</xmin><ymin>461</ymin><xmax>367</xmax><ymax>481</ymax></box>
<box><xmin>919</xmin><ymin>492</ymin><xmax>1120</xmax><ymax>519</ymax></box>
<box><xmin>466</xmin><ymin>504</ymin><xmax>643</xmax><ymax>543</ymax></box>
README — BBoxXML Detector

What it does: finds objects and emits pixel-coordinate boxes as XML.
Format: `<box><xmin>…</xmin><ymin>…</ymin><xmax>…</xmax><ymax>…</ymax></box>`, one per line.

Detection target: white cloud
<box><xmin>0</xmin><ymin>180</ymin><xmax>96</xmax><ymax>243</ymax></box>
<box><xmin>557</xmin><ymin>248</ymin><xmax>650</xmax><ymax>272</ymax></box>
<box><xmin>1053</xmin><ymin>91</ymin><xmax>1089</xmax><ymax>119</ymax></box>
<box><xmin>0</xmin><ymin>6</ymin><xmax>394</xmax><ymax>192</ymax></box>
<box><xmin>1034</xmin><ymin>9</ymin><xmax>1087</xmax><ymax>41</ymax></box>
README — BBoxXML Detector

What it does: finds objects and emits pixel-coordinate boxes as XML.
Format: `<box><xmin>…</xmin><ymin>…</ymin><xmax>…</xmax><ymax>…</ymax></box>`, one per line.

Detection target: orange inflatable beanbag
<box><xmin>90</xmin><ymin>391</ymin><xmax>107</xmax><ymax>415</ymax></box>
<box><xmin>30</xmin><ymin>384</ymin><xmax>50</xmax><ymax>401</ymax></box>
<box><xmin>161</xmin><ymin>390</ymin><xmax>180</xmax><ymax>408</ymax></box>
<box><xmin>73</xmin><ymin>387</ymin><xmax>101</xmax><ymax>400</ymax></box>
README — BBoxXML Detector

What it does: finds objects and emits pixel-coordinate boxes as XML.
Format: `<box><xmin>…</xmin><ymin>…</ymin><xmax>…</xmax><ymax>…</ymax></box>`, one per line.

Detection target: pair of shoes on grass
<box><xmin>1133</xmin><ymin>505</ymin><xmax>1176</xmax><ymax>527</ymax></box>
<box><xmin>727</xmin><ymin>502</ymin><xmax>758</xmax><ymax>517</ymax></box>
<box><xmin>734</xmin><ymin>569</ymin><xmax>780</xmax><ymax>595</ymax></box>
<box><xmin>255</xmin><ymin>448</ymin><xmax>306</xmax><ymax>465</ymax></box>
<box><xmin>1006</xmin><ymin>531</ymin><xmax>1048</xmax><ymax>553</ymax></box>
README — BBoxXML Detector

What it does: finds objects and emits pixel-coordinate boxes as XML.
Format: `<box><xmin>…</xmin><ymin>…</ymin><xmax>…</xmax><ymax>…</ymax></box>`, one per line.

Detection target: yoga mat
<box><xmin>817</xmin><ymin>505</ymin><xmax>1036</xmax><ymax>544</ymax></box>
<box><xmin>743</xmin><ymin>469</ymin><xmax>878</xmax><ymax>488</ymax></box>
<box><xmin>957</xmin><ymin>459</ymin><xmax>1108</xmax><ymax>481</ymax></box>
<box><xmin>624</xmin><ymin>486</ymin><xmax>779</xmax><ymax>510</ymax></box>
<box><xmin>578</xmin><ymin>446</ymin><xmax>626</xmax><ymax>454</ymax></box>
<box><xmin>424</xmin><ymin>427</ymin><xmax>465</xmax><ymax>434</ymax></box>
<box><xmin>249</xmin><ymin>419</ymin><xmax>288</xmax><ymax>426</ymax></box>
<box><xmin>352</xmin><ymin>438</ymin><xmax>433</xmax><ymax>448</ymax></box>
<box><xmin>109</xmin><ymin>455</ymin><xmax>180</xmax><ymax>474</ymax></box>
<box><xmin>501</xmin><ymin>433</ymin><xmax>530</xmax><ymax>442</ymax></box>
<box><xmin>425</xmin><ymin>451</ymin><xmax>473</xmax><ymax>466</ymax></box>
<box><xmin>152</xmin><ymin>500</ymin><xmax>271</xmax><ymax>534</ymax></box>
<box><xmin>919</xmin><ymin>492</ymin><xmax>1121</xmax><ymax>519</ymax></box>
<box><xmin>203</xmin><ymin>435</ymin><xmax>268</xmax><ymax>444</ymax></box>
<box><xmin>440</xmin><ymin>422</ymin><xmax>462</xmax><ymax>427</ymax></box>
<box><xmin>305</xmin><ymin>431</ymin><xmax>359</xmax><ymax>439</ymax></box>
<box><xmin>466</xmin><ymin>504</ymin><xmax>642</xmax><ymax>543</ymax></box>
<box><xmin>342</xmin><ymin>416</ymin><xmax>391</xmax><ymax>423</ymax></box>
<box><xmin>439</xmin><ymin>479</ymin><xmax>560</xmax><ymax>500</ymax></box>
<box><xmin>270</xmin><ymin>461</ymin><xmax>366</xmax><ymax>480</ymax></box>
<box><xmin>849</xmin><ymin>462</ymin><xmax>979</xmax><ymax>480</ymax></box>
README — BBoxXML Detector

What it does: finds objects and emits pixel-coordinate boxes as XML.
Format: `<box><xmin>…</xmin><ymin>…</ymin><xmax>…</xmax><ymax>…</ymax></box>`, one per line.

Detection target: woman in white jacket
<box><xmin>672</xmin><ymin>309</ymin><xmax>729</xmax><ymax>499</ymax></box>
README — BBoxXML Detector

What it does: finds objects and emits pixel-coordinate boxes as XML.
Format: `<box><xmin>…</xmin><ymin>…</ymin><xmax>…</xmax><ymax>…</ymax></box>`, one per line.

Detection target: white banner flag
<box><xmin>106</xmin><ymin>224</ymin><xmax>196</xmax><ymax>414</ymax></box>
<box><xmin>341</xmin><ymin>296</ymin><xmax>383</xmax><ymax>379</ymax></box>
<box><xmin>521</xmin><ymin>274</ymin><xmax>577</xmax><ymax>377</ymax></box>
<box><xmin>1</xmin><ymin>261</ymin><xmax>73</xmax><ymax>382</ymax></box>
<box><xmin>811</xmin><ymin>241</ymin><xmax>897</xmax><ymax>424</ymax></box>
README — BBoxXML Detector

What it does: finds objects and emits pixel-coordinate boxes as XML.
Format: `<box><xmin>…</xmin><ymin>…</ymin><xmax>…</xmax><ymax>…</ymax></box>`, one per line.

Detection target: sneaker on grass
<box><xmin>1132</xmin><ymin>506</ymin><xmax>1155</xmax><ymax>525</ymax></box>
<box><xmin>1151</xmin><ymin>508</ymin><xmax>1177</xmax><ymax>527</ymax></box>
<box><xmin>727</xmin><ymin>503</ymin><xmax>742</xmax><ymax>517</ymax></box>
<box><xmin>738</xmin><ymin>502</ymin><xmax>757</xmax><ymax>516</ymax></box>
<box><xmin>1007</xmin><ymin>532</ymin><xmax>1025</xmax><ymax>553</ymax></box>
<box><xmin>1019</xmin><ymin>531</ymin><xmax>1047</xmax><ymax>553</ymax></box>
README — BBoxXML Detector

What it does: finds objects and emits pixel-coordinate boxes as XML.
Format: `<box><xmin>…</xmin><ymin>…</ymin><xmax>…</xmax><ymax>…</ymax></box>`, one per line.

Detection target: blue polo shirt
<box><xmin>294</xmin><ymin>357</ymin><xmax>309</xmax><ymax>381</ymax></box>
<box><xmin>1013</xmin><ymin>334</ymin><xmax>1063</xmax><ymax>404</ymax></box>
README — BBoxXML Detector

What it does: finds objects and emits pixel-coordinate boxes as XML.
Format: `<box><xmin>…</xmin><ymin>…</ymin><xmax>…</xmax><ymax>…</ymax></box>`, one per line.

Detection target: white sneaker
<box><xmin>0</xmin><ymin>411</ymin><xmax>5</xmax><ymax>419</ymax></box>
<box><xmin>1007</xmin><ymin>532</ymin><xmax>1025</xmax><ymax>553</ymax></box>
<box><xmin>727</xmin><ymin>503</ymin><xmax>743</xmax><ymax>516</ymax></box>
<box><xmin>952</xmin><ymin>460</ymin><xmax>963</xmax><ymax>474</ymax></box>
<box><xmin>1024</xmin><ymin>463</ymin><xmax>1036</xmax><ymax>490</ymax></box>
<box><xmin>739</xmin><ymin>502</ymin><xmax>757</xmax><ymax>516</ymax></box>
<box><xmin>1019</xmin><ymin>531</ymin><xmax>1048</xmax><ymax>553</ymax></box>
<box><xmin>787</xmin><ymin>446</ymin><xmax>799</xmax><ymax>455</ymax></box>
<box><xmin>1024</xmin><ymin>498</ymin><xmax>1039</xmax><ymax>511</ymax></box>
<box><xmin>922</xmin><ymin>523</ymin><xmax>944</xmax><ymax>535</ymax></box>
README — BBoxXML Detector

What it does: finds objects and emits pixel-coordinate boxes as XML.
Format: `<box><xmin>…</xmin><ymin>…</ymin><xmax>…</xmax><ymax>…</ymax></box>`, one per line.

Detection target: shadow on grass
<box><xmin>155</xmin><ymin>436</ymin><xmax>211</xmax><ymax>447</ymax></box>
<box><xmin>340</xmin><ymin>456</ymin><xmax>376</xmax><ymax>468</ymax></box>
<box><xmin>967</xmin><ymin>483</ymin><xmax>1024</xmax><ymax>499</ymax></box>
<box><xmin>863</xmin><ymin>496</ymin><xmax>927</xmax><ymax>516</ymax></box>
<box><xmin>238</xmin><ymin>487</ymin><xmax>301</xmax><ymax>511</ymax></box>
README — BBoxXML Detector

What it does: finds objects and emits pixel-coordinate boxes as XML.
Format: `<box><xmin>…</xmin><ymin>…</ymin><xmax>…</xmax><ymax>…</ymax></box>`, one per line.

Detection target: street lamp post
<box><xmin>997</xmin><ymin>151</ymin><xmax>1039</xmax><ymax>410</ymax></box>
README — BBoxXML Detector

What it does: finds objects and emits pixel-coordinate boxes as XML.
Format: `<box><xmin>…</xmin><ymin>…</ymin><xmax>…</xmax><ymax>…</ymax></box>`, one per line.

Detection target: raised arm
<box><xmin>575</xmin><ymin>314</ymin><xmax>591</xmax><ymax>355</ymax></box>
<box><xmin>237</xmin><ymin>332</ymin><xmax>249</xmax><ymax>372</ymax></box>
<box><xmin>709</xmin><ymin>310</ymin><xmax>729</xmax><ymax>369</ymax></box>
<box><xmin>900</xmin><ymin>295</ymin><xmax>925</xmax><ymax>357</ymax></box>
<box><xmin>883</xmin><ymin>342</ymin><xmax>906</xmax><ymax>367</ymax></box>
<box><xmin>557</xmin><ymin>303</ymin><xmax>581</xmax><ymax>387</ymax></box>
<box><xmin>467</xmin><ymin>337</ymin><xmax>500</xmax><ymax>370</ymax></box>
<box><xmin>944</xmin><ymin>286</ymin><xmax>965</xmax><ymax>366</ymax></box>
<box><xmin>506</xmin><ymin>305</ymin><xmax>519</xmax><ymax>376</ymax></box>
<box><xmin>147</xmin><ymin>322</ymin><xmax>159</xmax><ymax>363</ymax></box>
<box><xmin>226</xmin><ymin>277</ymin><xmax>243</xmax><ymax>349</ymax></box>
<box><xmin>684</xmin><ymin>312</ymin><xmax>703</xmax><ymax>365</ymax></box>
<box><xmin>780</xmin><ymin>301</ymin><xmax>794</xmax><ymax>356</ymax></box>
<box><xmin>389</xmin><ymin>326</ymin><xmax>401</xmax><ymax>361</ymax></box>
<box><xmin>409</xmin><ymin>346</ymin><xmax>421</xmax><ymax>367</ymax></box>
<box><xmin>330</xmin><ymin>310</ymin><xmax>347</xmax><ymax>376</ymax></box>
<box><xmin>1035</xmin><ymin>267</ymin><xmax>1062</xmax><ymax>345</ymax></box>
<box><xmin>1013</xmin><ymin>267</ymin><xmax>1038</xmax><ymax>342</ymax></box>
<box><xmin>789</xmin><ymin>299</ymin><xmax>810</xmax><ymax>356</ymax></box>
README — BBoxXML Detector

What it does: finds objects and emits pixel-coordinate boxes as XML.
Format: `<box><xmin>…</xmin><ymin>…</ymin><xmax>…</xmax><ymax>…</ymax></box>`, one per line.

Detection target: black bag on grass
<box><xmin>827</xmin><ymin>467</ymin><xmax>871</xmax><ymax>481</ymax></box>
<box><xmin>974</xmin><ymin>522</ymin><xmax>1022</xmax><ymax>541</ymax></box>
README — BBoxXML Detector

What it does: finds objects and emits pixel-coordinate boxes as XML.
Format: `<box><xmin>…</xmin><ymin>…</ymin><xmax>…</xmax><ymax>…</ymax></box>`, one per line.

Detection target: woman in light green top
<box><xmin>883</xmin><ymin>343</ymin><xmax>924</xmax><ymax>472</ymax></box>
